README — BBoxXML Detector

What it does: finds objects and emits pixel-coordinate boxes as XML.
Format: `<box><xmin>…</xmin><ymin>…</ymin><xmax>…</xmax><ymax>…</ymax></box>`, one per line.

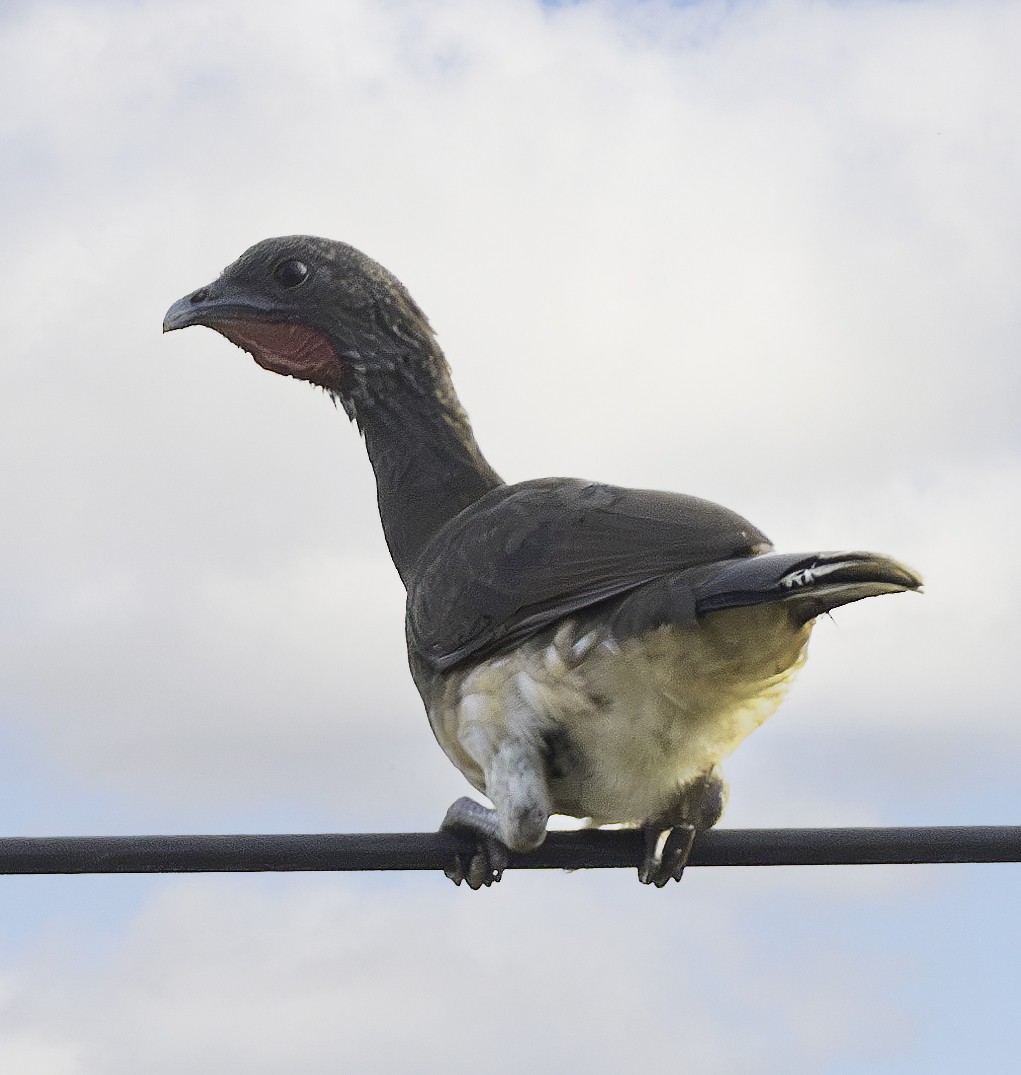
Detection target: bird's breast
<box><xmin>428</xmin><ymin>605</ymin><xmax>812</xmax><ymax>825</ymax></box>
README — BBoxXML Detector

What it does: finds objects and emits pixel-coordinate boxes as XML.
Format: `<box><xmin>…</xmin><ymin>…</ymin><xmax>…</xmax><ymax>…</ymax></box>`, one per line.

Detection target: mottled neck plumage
<box><xmin>353</xmin><ymin>357</ymin><xmax>502</xmax><ymax>587</ymax></box>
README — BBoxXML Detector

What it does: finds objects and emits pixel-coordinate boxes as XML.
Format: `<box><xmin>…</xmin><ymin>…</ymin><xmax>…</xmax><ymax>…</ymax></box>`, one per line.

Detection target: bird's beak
<box><xmin>164</xmin><ymin>279</ymin><xmax>282</xmax><ymax>334</ymax></box>
<box><xmin>163</xmin><ymin>287</ymin><xmax>217</xmax><ymax>333</ymax></box>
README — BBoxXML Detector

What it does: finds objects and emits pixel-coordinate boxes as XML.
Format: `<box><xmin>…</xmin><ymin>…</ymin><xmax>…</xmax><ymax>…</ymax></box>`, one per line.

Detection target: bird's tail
<box><xmin>694</xmin><ymin>551</ymin><xmax>922</xmax><ymax>625</ymax></box>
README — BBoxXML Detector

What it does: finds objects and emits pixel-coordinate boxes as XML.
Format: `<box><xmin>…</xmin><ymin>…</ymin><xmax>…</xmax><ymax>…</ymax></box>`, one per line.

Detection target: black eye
<box><xmin>274</xmin><ymin>259</ymin><xmax>308</xmax><ymax>288</ymax></box>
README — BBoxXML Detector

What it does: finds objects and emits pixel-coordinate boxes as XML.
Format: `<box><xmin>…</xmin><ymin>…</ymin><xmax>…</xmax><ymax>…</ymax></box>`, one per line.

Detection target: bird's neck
<box><xmin>354</xmin><ymin>362</ymin><xmax>502</xmax><ymax>587</ymax></box>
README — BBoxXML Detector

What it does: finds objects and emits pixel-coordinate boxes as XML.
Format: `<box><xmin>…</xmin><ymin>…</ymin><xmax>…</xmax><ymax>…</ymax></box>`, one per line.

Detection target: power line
<box><xmin>0</xmin><ymin>826</ymin><xmax>1017</xmax><ymax>876</ymax></box>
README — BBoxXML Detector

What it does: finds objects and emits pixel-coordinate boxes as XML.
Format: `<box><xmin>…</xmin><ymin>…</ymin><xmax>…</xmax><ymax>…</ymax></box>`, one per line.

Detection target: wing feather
<box><xmin>407</xmin><ymin>478</ymin><xmax>770</xmax><ymax>670</ymax></box>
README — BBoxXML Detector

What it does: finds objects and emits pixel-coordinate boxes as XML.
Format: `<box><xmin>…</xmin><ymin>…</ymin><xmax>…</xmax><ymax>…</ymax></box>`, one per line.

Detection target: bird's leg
<box><xmin>440</xmin><ymin>732</ymin><xmax>552</xmax><ymax>890</ymax></box>
<box><xmin>638</xmin><ymin>769</ymin><xmax>728</xmax><ymax>887</ymax></box>
<box><xmin>440</xmin><ymin>797</ymin><xmax>509</xmax><ymax>889</ymax></box>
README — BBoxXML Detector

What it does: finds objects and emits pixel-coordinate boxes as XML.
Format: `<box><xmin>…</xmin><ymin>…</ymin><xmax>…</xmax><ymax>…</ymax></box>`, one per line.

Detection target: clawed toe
<box><xmin>441</xmin><ymin>797</ymin><xmax>510</xmax><ymax>889</ymax></box>
<box><xmin>639</xmin><ymin>823</ymin><xmax>696</xmax><ymax>887</ymax></box>
<box><xmin>444</xmin><ymin>838</ymin><xmax>508</xmax><ymax>889</ymax></box>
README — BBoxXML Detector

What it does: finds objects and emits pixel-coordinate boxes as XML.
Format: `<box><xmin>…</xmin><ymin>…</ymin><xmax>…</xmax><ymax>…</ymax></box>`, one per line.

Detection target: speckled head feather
<box><xmin>163</xmin><ymin>235</ymin><xmax>448</xmax><ymax>420</ymax></box>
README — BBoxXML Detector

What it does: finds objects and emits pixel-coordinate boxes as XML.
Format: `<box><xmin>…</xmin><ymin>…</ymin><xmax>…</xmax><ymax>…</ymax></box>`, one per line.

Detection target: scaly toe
<box><xmin>440</xmin><ymin>799</ymin><xmax>509</xmax><ymax>890</ymax></box>
<box><xmin>465</xmin><ymin>838</ymin><xmax>508</xmax><ymax>889</ymax></box>
<box><xmin>444</xmin><ymin>853</ymin><xmax>468</xmax><ymax>887</ymax></box>
<box><xmin>660</xmin><ymin>824</ymin><xmax>696</xmax><ymax>884</ymax></box>
<box><xmin>638</xmin><ymin>823</ymin><xmax>696</xmax><ymax>886</ymax></box>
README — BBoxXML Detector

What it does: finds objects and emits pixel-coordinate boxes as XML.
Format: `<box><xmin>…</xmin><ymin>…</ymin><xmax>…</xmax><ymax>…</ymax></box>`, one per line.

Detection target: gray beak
<box><xmin>163</xmin><ymin>281</ymin><xmax>283</xmax><ymax>334</ymax></box>
<box><xmin>163</xmin><ymin>287</ymin><xmax>216</xmax><ymax>333</ymax></box>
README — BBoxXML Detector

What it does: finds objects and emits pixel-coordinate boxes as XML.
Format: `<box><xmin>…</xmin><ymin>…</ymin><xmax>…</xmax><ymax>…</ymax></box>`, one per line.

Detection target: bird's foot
<box><xmin>440</xmin><ymin>797</ymin><xmax>510</xmax><ymax>890</ymax></box>
<box><xmin>638</xmin><ymin>822</ymin><xmax>696</xmax><ymax>887</ymax></box>
<box><xmin>637</xmin><ymin>769</ymin><xmax>726</xmax><ymax>886</ymax></box>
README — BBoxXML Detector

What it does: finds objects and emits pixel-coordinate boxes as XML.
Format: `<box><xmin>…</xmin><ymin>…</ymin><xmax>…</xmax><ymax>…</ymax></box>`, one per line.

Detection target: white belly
<box><xmin>428</xmin><ymin>604</ymin><xmax>811</xmax><ymax>826</ymax></box>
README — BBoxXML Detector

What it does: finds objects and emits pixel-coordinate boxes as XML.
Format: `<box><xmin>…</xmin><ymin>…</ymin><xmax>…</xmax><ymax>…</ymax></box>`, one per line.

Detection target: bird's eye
<box><xmin>274</xmin><ymin>259</ymin><xmax>309</xmax><ymax>288</ymax></box>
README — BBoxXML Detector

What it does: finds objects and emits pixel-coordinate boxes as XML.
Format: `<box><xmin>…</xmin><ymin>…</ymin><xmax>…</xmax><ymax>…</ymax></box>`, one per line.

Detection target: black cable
<box><xmin>0</xmin><ymin>826</ymin><xmax>1017</xmax><ymax>875</ymax></box>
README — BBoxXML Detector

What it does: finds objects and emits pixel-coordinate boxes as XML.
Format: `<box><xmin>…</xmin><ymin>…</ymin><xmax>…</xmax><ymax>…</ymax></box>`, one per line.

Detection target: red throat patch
<box><xmin>210</xmin><ymin>320</ymin><xmax>339</xmax><ymax>388</ymax></box>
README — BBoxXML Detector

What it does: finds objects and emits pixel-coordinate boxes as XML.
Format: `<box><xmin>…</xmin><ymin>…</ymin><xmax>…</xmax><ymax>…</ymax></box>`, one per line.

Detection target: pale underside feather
<box><xmin>428</xmin><ymin>604</ymin><xmax>811</xmax><ymax>827</ymax></box>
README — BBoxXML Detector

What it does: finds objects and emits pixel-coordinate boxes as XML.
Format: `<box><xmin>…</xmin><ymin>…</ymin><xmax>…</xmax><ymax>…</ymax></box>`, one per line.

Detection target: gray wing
<box><xmin>407</xmin><ymin>477</ymin><xmax>771</xmax><ymax>671</ymax></box>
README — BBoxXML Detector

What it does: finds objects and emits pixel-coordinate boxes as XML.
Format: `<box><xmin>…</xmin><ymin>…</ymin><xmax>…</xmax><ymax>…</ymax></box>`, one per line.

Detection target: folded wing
<box><xmin>408</xmin><ymin>478</ymin><xmax>772</xmax><ymax>670</ymax></box>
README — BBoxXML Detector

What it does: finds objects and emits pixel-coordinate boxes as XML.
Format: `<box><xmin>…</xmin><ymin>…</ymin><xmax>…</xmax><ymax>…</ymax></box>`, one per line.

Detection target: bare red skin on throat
<box><xmin>211</xmin><ymin>320</ymin><xmax>339</xmax><ymax>389</ymax></box>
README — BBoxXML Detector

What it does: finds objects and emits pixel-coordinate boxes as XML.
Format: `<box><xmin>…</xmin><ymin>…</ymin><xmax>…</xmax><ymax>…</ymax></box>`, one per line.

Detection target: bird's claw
<box><xmin>638</xmin><ymin>823</ymin><xmax>696</xmax><ymax>887</ymax></box>
<box><xmin>440</xmin><ymin>796</ymin><xmax>509</xmax><ymax>889</ymax></box>
<box><xmin>444</xmin><ymin>838</ymin><xmax>509</xmax><ymax>889</ymax></box>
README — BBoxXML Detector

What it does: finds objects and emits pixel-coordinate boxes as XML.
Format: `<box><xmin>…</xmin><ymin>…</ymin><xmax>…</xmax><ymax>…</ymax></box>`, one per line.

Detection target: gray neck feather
<box><xmin>348</xmin><ymin>353</ymin><xmax>502</xmax><ymax>587</ymax></box>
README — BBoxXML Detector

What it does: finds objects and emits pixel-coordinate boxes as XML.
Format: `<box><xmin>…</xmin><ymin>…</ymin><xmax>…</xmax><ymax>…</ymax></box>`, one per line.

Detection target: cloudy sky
<box><xmin>1</xmin><ymin>0</ymin><xmax>1019</xmax><ymax>1070</ymax></box>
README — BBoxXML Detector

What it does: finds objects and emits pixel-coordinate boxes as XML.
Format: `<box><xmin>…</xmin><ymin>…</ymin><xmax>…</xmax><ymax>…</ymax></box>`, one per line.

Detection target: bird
<box><xmin>164</xmin><ymin>236</ymin><xmax>922</xmax><ymax>889</ymax></box>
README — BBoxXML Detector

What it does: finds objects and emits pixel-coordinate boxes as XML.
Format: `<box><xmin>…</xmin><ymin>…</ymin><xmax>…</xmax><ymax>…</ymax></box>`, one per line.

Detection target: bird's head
<box><xmin>163</xmin><ymin>236</ymin><xmax>440</xmax><ymax>415</ymax></box>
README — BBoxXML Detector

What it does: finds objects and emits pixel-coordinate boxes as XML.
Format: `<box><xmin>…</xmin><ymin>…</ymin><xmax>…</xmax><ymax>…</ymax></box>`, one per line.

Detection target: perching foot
<box><xmin>637</xmin><ymin>769</ymin><xmax>726</xmax><ymax>886</ymax></box>
<box><xmin>440</xmin><ymin>797</ymin><xmax>510</xmax><ymax>890</ymax></box>
<box><xmin>638</xmin><ymin>822</ymin><xmax>696</xmax><ymax>887</ymax></box>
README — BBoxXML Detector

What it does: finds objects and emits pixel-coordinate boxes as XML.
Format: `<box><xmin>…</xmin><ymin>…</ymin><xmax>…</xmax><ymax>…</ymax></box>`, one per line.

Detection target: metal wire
<box><xmin>0</xmin><ymin>826</ymin><xmax>1017</xmax><ymax>875</ymax></box>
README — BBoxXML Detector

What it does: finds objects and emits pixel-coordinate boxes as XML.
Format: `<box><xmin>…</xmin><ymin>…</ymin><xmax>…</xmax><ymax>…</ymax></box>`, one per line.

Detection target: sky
<box><xmin>0</xmin><ymin>0</ymin><xmax>1019</xmax><ymax>1070</ymax></box>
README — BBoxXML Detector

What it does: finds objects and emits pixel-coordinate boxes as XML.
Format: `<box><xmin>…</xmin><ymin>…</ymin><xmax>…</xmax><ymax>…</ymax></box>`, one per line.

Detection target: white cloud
<box><xmin>0</xmin><ymin>870</ymin><xmax>923</xmax><ymax>1074</ymax></box>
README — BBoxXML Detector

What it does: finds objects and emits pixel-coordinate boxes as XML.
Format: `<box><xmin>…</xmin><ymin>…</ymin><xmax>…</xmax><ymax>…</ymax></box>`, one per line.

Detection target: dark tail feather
<box><xmin>694</xmin><ymin>551</ymin><xmax>923</xmax><ymax>625</ymax></box>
